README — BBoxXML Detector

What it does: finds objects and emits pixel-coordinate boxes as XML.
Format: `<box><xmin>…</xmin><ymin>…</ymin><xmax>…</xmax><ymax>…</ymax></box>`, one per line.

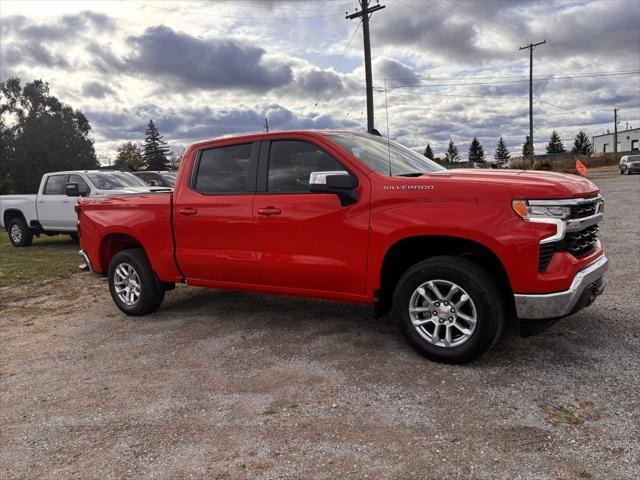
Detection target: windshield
<box><xmin>325</xmin><ymin>133</ymin><xmax>445</xmax><ymax>176</ymax></box>
<box><xmin>161</xmin><ymin>173</ymin><xmax>176</xmax><ymax>187</ymax></box>
<box><xmin>111</xmin><ymin>171</ymin><xmax>149</xmax><ymax>187</ymax></box>
<box><xmin>86</xmin><ymin>172</ymin><xmax>148</xmax><ymax>190</ymax></box>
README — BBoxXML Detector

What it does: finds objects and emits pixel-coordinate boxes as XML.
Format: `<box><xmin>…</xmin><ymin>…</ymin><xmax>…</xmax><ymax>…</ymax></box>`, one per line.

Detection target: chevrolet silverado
<box><xmin>76</xmin><ymin>131</ymin><xmax>607</xmax><ymax>363</ymax></box>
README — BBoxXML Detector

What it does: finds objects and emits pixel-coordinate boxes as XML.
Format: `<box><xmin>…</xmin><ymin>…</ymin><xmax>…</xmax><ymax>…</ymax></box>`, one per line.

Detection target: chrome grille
<box><xmin>565</xmin><ymin>225</ymin><xmax>599</xmax><ymax>257</ymax></box>
<box><xmin>570</xmin><ymin>199</ymin><xmax>599</xmax><ymax>219</ymax></box>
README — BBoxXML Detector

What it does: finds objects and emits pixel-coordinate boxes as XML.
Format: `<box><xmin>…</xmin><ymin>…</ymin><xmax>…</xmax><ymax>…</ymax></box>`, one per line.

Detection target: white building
<box><xmin>592</xmin><ymin>127</ymin><xmax>640</xmax><ymax>155</ymax></box>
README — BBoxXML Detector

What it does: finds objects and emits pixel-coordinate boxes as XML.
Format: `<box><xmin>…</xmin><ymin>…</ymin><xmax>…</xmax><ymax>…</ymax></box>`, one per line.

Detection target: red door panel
<box><xmin>173</xmin><ymin>194</ymin><xmax>255</xmax><ymax>284</ymax></box>
<box><xmin>172</xmin><ymin>140</ymin><xmax>259</xmax><ymax>284</ymax></box>
<box><xmin>254</xmin><ymin>193</ymin><xmax>370</xmax><ymax>295</ymax></box>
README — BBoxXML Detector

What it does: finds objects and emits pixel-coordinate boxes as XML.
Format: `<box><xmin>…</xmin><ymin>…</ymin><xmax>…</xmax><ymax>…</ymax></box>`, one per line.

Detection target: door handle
<box><xmin>257</xmin><ymin>207</ymin><xmax>281</xmax><ymax>216</ymax></box>
<box><xmin>178</xmin><ymin>207</ymin><xmax>198</xmax><ymax>216</ymax></box>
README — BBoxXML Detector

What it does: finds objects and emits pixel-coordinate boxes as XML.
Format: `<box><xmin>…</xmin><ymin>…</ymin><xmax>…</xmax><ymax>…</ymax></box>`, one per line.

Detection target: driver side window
<box><xmin>267</xmin><ymin>141</ymin><xmax>346</xmax><ymax>193</ymax></box>
<box><xmin>68</xmin><ymin>174</ymin><xmax>90</xmax><ymax>196</ymax></box>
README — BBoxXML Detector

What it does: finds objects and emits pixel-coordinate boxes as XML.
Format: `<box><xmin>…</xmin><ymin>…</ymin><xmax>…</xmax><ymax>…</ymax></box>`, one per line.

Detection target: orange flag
<box><xmin>576</xmin><ymin>159</ymin><xmax>588</xmax><ymax>177</ymax></box>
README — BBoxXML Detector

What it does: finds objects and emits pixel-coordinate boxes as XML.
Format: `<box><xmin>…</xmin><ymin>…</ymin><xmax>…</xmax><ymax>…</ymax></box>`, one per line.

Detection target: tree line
<box><xmin>0</xmin><ymin>77</ymin><xmax>179</xmax><ymax>195</ymax></box>
<box><xmin>423</xmin><ymin>130</ymin><xmax>593</xmax><ymax>166</ymax></box>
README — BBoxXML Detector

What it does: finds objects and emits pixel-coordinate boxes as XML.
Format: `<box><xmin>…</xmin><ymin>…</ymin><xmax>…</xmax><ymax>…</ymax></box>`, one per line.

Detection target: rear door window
<box><xmin>193</xmin><ymin>143</ymin><xmax>253</xmax><ymax>194</ymax></box>
<box><xmin>43</xmin><ymin>175</ymin><xmax>68</xmax><ymax>195</ymax></box>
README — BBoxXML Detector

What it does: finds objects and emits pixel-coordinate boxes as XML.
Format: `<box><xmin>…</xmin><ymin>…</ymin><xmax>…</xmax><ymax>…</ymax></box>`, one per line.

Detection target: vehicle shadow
<box><xmin>141</xmin><ymin>285</ymin><xmax>603</xmax><ymax>370</ymax></box>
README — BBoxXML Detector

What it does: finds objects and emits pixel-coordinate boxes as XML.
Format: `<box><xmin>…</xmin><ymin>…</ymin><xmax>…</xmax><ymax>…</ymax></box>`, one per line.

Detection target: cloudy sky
<box><xmin>1</xmin><ymin>0</ymin><xmax>639</xmax><ymax>163</ymax></box>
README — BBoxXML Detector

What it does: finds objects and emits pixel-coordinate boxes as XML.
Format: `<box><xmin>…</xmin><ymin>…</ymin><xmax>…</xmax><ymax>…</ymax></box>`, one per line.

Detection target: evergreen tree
<box><xmin>546</xmin><ymin>130</ymin><xmax>566</xmax><ymax>154</ymax></box>
<box><xmin>424</xmin><ymin>144</ymin><xmax>434</xmax><ymax>160</ymax></box>
<box><xmin>494</xmin><ymin>137</ymin><xmax>511</xmax><ymax>165</ymax></box>
<box><xmin>114</xmin><ymin>142</ymin><xmax>145</xmax><ymax>171</ymax></box>
<box><xmin>571</xmin><ymin>131</ymin><xmax>592</xmax><ymax>155</ymax></box>
<box><xmin>168</xmin><ymin>150</ymin><xmax>183</xmax><ymax>170</ymax></box>
<box><xmin>468</xmin><ymin>137</ymin><xmax>485</xmax><ymax>163</ymax></box>
<box><xmin>445</xmin><ymin>139</ymin><xmax>460</xmax><ymax>162</ymax></box>
<box><xmin>143</xmin><ymin>120</ymin><xmax>171</xmax><ymax>170</ymax></box>
<box><xmin>0</xmin><ymin>77</ymin><xmax>98</xmax><ymax>193</ymax></box>
<box><xmin>522</xmin><ymin>136</ymin><xmax>534</xmax><ymax>158</ymax></box>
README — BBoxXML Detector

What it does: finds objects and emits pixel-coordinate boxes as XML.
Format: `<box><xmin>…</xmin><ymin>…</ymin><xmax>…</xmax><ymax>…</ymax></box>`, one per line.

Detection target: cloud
<box><xmin>1</xmin><ymin>0</ymin><xmax>639</xmax><ymax>161</ymax></box>
<box><xmin>85</xmin><ymin>102</ymin><xmax>360</xmax><ymax>151</ymax></box>
<box><xmin>374</xmin><ymin>58</ymin><xmax>420</xmax><ymax>87</ymax></box>
<box><xmin>375</xmin><ymin>7</ymin><xmax>505</xmax><ymax>65</ymax></box>
<box><xmin>122</xmin><ymin>26</ymin><xmax>293</xmax><ymax>92</ymax></box>
<box><xmin>0</xmin><ymin>11</ymin><xmax>116</xmax><ymax>71</ymax></box>
<box><xmin>1</xmin><ymin>11</ymin><xmax>115</xmax><ymax>43</ymax></box>
<box><xmin>2</xmin><ymin>41</ymin><xmax>69</xmax><ymax>68</ymax></box>
<box><xmin>82</xmin><ymin>81</ymin><xmax>116</xmax><ymax>99</ymax></box>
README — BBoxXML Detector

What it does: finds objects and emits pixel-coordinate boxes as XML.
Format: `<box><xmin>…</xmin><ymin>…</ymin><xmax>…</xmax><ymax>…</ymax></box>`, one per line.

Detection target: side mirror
<box><xmin>66</xmin><ymin>182</ymin><xmax>80</xmax><ymax>197</ymax></box>
<box><xmin>309</xmin><ymin>171</ymin><xmax>359</xmax><ymax>206</ymax></box>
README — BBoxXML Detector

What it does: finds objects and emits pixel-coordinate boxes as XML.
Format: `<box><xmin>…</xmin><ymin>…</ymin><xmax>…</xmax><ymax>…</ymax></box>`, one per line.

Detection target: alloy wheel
<box><xmin>113</xmin><ymin>263</ymin><xmax>142</xmax><ymax>306</ymax></box>
<box><xmin>408</xmin><ymin>279</ymin><xmax>478</xmax><ymax>348</ymax></box>
<box><xmin>10</xmin><ymin>224</ymin><xmax>22</xmax><ymax>244</ymax></box>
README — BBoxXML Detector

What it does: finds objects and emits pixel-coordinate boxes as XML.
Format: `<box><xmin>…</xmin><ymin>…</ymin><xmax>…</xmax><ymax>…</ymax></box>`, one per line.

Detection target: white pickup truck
<box><xmin>0</xmin><ymin>170</ymin><xmax>163</xmax><ymax>247</ymax></box>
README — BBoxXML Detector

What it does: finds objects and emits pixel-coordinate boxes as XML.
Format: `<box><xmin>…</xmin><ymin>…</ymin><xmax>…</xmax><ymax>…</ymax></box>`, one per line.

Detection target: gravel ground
<box><xmin>1</xmin><ymin>173</ymin><xmax>639</xmax><ymax>480</ymax></box>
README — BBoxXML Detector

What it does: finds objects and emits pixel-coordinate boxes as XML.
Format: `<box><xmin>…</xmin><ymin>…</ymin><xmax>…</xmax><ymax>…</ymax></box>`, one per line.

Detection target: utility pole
<box><xmin>264</xmin><ymin>117</ymin><xmax>269</xmax><ymax>133</ymax></box>
<box><xmin>614</xmin><ymin>108</ymin><xmax>619</xmax><ymax>157</ymax></box>
<box><xmin>519</xmin><ymin>40</ymin><xmax>546</xmax><ymax>167</ymax></box>
<box><xmin>347</xmin><ymin>0</ymin><xmax>385</xmax><ymax>134</ymax></box>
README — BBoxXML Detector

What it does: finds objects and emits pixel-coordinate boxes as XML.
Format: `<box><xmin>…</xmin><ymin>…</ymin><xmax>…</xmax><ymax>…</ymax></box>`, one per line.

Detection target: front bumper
<box><xmin>514</xmin><ymin>255</ymin><xmax>608</xmax><ymax>320</ymax></box>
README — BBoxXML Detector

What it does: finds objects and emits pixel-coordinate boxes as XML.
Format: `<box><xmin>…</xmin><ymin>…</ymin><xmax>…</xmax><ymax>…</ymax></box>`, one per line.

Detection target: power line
<box><xmin>387</xmin><ymin>71</ymin><xmax>640</xmax><ymax>89</ymax></box>
<box><xmin>383</xmin><ymin>69</ymin><xmax>640</xmax><ymax>83</ymax></box>
<box><xmin>311</xmin><ymin>20</ymin><xmax>362</xmax><ymax>114</ymax></box>
<box><xmin>383</xmin><ymin>90</ymin><xmax>526</xmax><ymax>99</ymax></box>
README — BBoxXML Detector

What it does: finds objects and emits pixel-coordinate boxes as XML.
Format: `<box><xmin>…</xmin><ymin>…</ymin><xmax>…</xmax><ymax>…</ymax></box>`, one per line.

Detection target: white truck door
<box><xmin>37</xmin><ymin>174</ymin><xmax>68</xmax><ymax>230</ymax></box>
<box><xmin>60</xmin><ymin>174</ymin><xmax>91</xmax><ymax>230</ymax></box>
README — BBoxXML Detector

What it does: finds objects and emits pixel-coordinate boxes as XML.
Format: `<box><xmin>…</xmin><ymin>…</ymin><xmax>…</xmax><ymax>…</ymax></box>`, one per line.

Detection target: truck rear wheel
<box><xmin>108</xmin><ymin>248</ymin><xmax>165</xmax><ymax>316</ymax></box>
<box><xmin>393</xmin><ymin>256</ymin><xmax>505</xmax><ymax>364</ymax></box>
<box><xmin>7</xmin><ymin>218</ymin><xmax>33</xmax><ymax>247</ymax></box>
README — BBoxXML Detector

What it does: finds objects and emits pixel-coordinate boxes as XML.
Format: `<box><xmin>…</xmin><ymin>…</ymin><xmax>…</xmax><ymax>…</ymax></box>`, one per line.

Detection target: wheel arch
<box><xmin>376</xmin><ymin>235</ymin><xmax>513</xmax><ymax>318</ymax></box>
<box><xmin>98</xmin><ymin>232</ymin><xmax>144</xmax><ymax>274</ymax></box>
<box><xmin>3</xmin><ymin>209</ymin><xmax>27</xmax><ymax>229</ymax></box>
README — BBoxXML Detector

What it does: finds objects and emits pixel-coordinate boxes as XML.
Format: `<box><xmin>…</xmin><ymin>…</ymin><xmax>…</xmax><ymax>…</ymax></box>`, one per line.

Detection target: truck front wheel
<box><xmin>7</xmin><ymin>218</ymin><xmax>34</xmax><ymax>247</ymax></box>
<box><xmin>108</xmin><ymin>248</ymin><xmax>165</xmax><ymax>316</ymax></box>
<box><xmin>393</xmin><ymin>256</ymin><xmax>505</xmax><ymax>364</ymax></box>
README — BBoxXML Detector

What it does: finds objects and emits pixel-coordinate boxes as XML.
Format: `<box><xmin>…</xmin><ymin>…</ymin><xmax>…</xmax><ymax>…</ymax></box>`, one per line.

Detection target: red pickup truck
<box><xmin>76</xmin><ymin>131</ymin><xmax>607</xmax><ymax>363</ymax></box>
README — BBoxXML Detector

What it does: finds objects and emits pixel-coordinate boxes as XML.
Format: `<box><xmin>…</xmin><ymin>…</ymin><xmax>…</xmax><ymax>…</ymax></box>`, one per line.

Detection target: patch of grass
<box><xmin>541</xmin><ymin>400</ymin><xmax>601</xmax><ymax>428</ymax></box>
<box><xmin>0</xmin><ymin>232</ymin><xmax>81</xmax><ymax>288</ymax></box>
<box><xmin>543</xmin><ymin>403</ymin><xmax>583</xmax><ymax>426</ymax></box>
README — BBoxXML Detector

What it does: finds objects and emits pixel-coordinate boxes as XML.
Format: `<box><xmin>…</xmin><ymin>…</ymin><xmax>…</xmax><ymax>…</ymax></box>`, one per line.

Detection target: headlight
<box><xmin>512</xmin><ymin>200</ymin><xmax>571</xmax><ymax>220</ymax></box>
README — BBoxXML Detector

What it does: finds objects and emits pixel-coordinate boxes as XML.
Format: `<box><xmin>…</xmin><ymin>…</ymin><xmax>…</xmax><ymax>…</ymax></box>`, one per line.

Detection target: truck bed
<box><xmin>78</xmin><ymin>192</ymin><xmax>181</xmax><ymax>281</ymax></box>
<box><xmin>0</xmin><ymin>195</ymin><xmax>38</xmax><ymax>229</ymax></box>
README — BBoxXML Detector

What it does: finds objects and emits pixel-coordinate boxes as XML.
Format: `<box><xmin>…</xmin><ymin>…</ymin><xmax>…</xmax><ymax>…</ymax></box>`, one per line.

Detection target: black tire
<box><xmin>108</xmin><ymin>248</ymin><xmax>165</xmax><ymax>316</ymax></box>
<box><xmin>393</xmin><ymin>256</ymin><xmax>505</xmax><ymax>364</ymax></box>
<box><xmin>7</xmin><ymin>218</ymin><xmax>33</xmax><ymax>247</ymax></box>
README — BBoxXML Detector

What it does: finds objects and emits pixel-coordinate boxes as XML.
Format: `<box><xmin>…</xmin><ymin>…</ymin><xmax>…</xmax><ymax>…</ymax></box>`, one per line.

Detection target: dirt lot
<box><xmin>1</xmin><ymin>172</ymin><xmax>639</xmax><ymax>480</ymax></box>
